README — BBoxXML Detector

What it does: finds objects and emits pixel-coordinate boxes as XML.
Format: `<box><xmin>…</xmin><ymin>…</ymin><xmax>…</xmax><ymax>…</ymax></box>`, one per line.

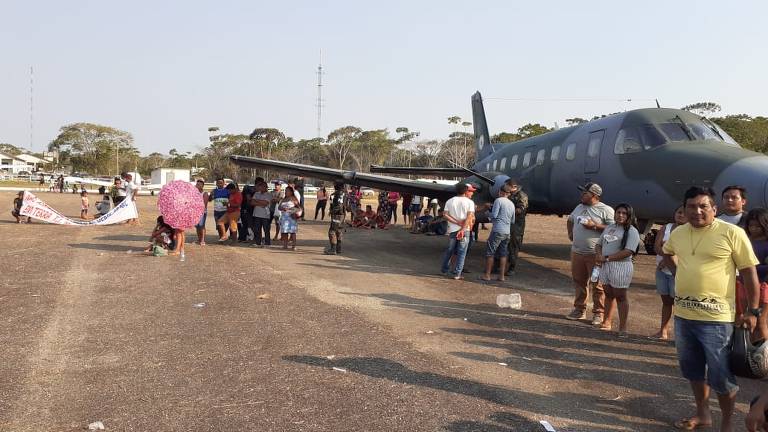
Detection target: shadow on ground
<box><xmin>284</xmin><ymin>355</ymin><xmax>673</xmax><ymax>431</ymax></box>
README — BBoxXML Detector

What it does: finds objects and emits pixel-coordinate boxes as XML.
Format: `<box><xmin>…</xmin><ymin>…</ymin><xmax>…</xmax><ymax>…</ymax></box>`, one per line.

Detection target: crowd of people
<box><xmin>14</xmin><ymin>171</ymin><xmax>768</xmax><ymax>429</ymax></box>
<box><xmin>552</xmin><ymin>181</ymin><xmax>768</xmax><ymax>431</ymax></box>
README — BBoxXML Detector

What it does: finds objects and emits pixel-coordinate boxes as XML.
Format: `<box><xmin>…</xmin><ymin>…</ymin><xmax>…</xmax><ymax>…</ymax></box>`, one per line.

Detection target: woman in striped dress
<box><xmin>595</xmin><ymin>203</ymin><xmax>641</xmax><ymax>335</ymax></box>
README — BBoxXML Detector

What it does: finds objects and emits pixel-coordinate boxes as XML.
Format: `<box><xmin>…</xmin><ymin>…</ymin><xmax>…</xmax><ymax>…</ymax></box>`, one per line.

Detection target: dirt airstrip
<box><xmin>0</xmin><ymin>190</ymin><xmax>764</xmax><ymax>431</ymax></box>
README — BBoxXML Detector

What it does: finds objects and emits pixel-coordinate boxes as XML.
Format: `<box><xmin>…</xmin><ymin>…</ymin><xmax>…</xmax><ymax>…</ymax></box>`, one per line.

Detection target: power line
<box><xmin>485</xmin><ymin>96</ymin><xmax>656</xmax><ymax>103</ymax></box>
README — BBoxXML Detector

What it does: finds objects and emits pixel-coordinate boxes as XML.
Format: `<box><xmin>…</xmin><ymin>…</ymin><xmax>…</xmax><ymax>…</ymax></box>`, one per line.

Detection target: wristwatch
<box><xmin>749</xmin><ymin>307</ymin><xmax>763</xmax><ymax>317</ymax></box>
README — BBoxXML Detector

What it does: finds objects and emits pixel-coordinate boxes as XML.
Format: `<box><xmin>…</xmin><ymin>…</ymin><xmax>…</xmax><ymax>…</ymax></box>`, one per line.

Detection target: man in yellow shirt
<box><xmin>663</xmin><ymin>186</ymin><xmax>760</xmax><ymax>431</ymax></box>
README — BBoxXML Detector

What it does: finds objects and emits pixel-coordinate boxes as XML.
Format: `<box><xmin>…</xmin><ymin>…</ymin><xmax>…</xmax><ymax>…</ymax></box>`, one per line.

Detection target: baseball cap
<box><xmin>577</xmin><ymin>182</ymin><xmax>602</xmax><ymax>196</ymax></box>
<box><xmin>465</xmin><ymin>183</ymin><xmax>477</xmax><ymax>192</ymax></box>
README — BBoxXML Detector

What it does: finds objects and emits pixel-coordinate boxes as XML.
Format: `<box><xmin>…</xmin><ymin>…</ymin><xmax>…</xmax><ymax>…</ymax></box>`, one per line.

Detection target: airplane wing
<box><xmin>369</xmin><ymin>165</ymin><xmax>468</xmax><ymax>177</ymax></box>
<box><xmin>230</xmin><ymin>155</ymin><xmax>459</xmax><ymax>199</ymax></box>
<box><xmin>64</xmin><ymin>176</ymin><xmax>113</xmax><ymax>187</ymax></box>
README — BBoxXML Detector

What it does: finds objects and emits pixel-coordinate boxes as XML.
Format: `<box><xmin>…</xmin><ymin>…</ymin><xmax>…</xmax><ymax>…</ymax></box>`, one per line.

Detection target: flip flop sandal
<box><xmin>673</xmin><ymin>417</ymin><xmax>711</xmax><ymax>430</ymax></box>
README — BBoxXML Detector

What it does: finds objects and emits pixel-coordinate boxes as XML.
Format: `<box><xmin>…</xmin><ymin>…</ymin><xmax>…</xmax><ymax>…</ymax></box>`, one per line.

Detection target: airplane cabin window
<box><xmin>551</xmin><ymin>145</ymin><xmax>561</xmax><ymax>162</ymax></box>
<box><xmin>522</xmin><ymin>152</ymin><xmax>531</xmax><ymax>168</ymax></box>
<box><xmin>493</xmin><ymin>159</ymin><xmax>498</xmax><ymax>171</ymax></box>
<box><xmin>500</xmin><ymin>157</ymin><xmax>507</xmax><ymax>170</ymax></box>
<box><xmin>565</xmin><ymin>143</ymin><xmax>576</xmax><ymax>160</ymax></box>
<box><xmin>536</xmin><ymin>149</ymin><xmax>545</xmax><ymax>165</ymax></box>
<box><xmin>510</xmin><ymin>154</ymin><xmax>518</xmax><ymax>169</ymax></box>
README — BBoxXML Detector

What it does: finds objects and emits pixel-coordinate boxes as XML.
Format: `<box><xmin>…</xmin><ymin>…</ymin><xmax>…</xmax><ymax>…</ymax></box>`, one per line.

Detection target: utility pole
<box><xmin>316</xmin><ymin>50</ymin><xmax>324</xmax><ymax>139</ymax></box>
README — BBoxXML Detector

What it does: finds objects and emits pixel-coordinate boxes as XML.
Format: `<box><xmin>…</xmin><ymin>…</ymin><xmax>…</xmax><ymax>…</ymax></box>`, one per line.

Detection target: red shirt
<box><xmin>227</xmin><ymin>191</ymin><xmax>242</xmax><ymax>213</ymax></box>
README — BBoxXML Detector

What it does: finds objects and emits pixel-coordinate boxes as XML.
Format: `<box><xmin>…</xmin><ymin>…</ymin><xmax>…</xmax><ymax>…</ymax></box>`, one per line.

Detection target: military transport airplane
<box><xmin>230</xmin><ymin>91</ymin><xmax>768</xmax><ymax>231</ymax></box>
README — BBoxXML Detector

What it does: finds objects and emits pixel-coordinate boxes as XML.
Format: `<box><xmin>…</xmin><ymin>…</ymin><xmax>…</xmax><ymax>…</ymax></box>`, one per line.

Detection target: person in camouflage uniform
<box><xmin>506</xmin><ymin>178</ymin><xmax>528</xmax><ymax>275</ymax></box>
<box><xmin>324</xmin><ymin>181</ymin><xmax>348</xmax><ymax>255</ymax></box>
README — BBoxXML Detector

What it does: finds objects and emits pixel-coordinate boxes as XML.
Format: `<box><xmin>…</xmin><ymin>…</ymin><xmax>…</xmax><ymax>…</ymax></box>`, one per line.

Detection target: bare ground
<box><xmin>0</xmin><ymin>191</ymin><xmax>763</xmax><ymax>432</ymax></box>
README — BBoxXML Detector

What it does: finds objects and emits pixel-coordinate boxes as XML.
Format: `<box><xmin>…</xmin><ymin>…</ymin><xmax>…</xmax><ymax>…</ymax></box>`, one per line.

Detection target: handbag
<box><xmin>730</xmin><ymin>325</ymin><xmax>760</xmax><ymax>379</ymax></box>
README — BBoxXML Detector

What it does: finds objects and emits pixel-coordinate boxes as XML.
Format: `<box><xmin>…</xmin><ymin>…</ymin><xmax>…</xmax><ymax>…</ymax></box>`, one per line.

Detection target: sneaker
<box><xmin>591</xmin><ymin>313</ymin><xmax>604</xmax><ymax>326</ymax></box>
<box><xmin>565</xmin><ymin>309</ymin><xmax>586</xmax><ymax>320</ymax></box>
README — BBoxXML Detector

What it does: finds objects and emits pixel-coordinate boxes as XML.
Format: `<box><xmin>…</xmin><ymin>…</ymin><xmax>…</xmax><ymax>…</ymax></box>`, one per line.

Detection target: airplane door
<box><xmin>584</xmin><ymin>130</ymin><xmax>605</xmax><ymax>174</ymax></box>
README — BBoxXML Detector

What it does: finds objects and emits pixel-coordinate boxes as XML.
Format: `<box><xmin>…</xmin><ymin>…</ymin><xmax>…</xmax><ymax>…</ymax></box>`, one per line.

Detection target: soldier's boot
<box><xmin>324</xmin><ymin>243</ymin><xmax>337</xmax><ymax>255</ymax></box>
<box><xmin>335</xmin><ymin>240</ymin><xmax>342</xmax><ymax>254</ymax></box>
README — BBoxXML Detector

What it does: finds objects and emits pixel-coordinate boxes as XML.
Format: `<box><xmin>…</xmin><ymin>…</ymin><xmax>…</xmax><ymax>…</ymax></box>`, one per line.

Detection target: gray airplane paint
<box><xmin>470</xmin><ymin>91</ymin><xmax>768</xmax><ymax>224</ymax></box>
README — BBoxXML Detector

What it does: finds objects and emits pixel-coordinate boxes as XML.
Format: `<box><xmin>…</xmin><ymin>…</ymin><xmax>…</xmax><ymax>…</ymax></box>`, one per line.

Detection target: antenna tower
<box><xmin>316</xmin><ymin>50</ymin><xmax>324</xmax><ymax>139</ymax></box>
<box><xmin>30</xmin><ymin>66</ymin><xmax>34</xmax><ymax>151</ymax></box>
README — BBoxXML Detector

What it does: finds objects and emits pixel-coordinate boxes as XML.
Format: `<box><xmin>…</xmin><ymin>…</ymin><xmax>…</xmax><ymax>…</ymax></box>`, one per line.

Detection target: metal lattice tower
<box><xmin>316</xmin><ymin>50</ymin><xmax>324</xmax><ymax>139</ymax></box>
<box><xmin>29</xmin><ymin>66</ymin><xmax>34</xmax><ymax>151</ymax></box>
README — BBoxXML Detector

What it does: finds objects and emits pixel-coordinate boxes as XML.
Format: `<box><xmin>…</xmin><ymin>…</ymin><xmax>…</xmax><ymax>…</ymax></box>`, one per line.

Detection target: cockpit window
<box><xmin>614</xmin><ymin>124</ymin><xmax>667</xmax><ymax>153</ymax></box>
<box><xmin>617</xmin><ymin>117</ymin><xmax>740</xmax><ymax>152</ymax></box>
<box><xmin>657</xmin><ymin>123</ymin><xmax>691</xmax><ymax>142</ymax></box>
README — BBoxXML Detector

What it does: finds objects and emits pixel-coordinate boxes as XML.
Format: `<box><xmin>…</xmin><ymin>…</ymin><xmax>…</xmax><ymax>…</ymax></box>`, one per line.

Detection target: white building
<box><xmin>0</xmin><ymin>152</ymin><xmax>31</xmax><ymax>174</ymax></box>
<box><xmin>15</xmin><ymin>153</ymin><xmax>50</xmax><ymax>171</ymax></box>
<box><xmin>151</xmin><ymin>168</ymin><xmax>190</xmax><ymax>186</ymax></box>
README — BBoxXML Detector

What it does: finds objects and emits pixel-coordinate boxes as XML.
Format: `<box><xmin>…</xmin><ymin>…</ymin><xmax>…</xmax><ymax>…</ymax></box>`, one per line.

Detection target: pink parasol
<box><xmin>157</xmin><ymin>180</ymin><xmax>205</xmax><ymax>229</ymax></box>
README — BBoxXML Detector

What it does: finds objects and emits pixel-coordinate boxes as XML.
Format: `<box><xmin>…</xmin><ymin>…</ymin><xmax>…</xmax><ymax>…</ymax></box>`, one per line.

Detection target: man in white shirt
<box><xmin>250</xmin><ymin>181</ymin><xmax>273</xmax><ymax>246</ymax></box>
<box><xmin>717</xmin><ymin>185</ymin><xmax>747</xmax><ymax>228</ymax></box>
<box><xmin>439</xmin><ymin>183</ymin><xmax>477</xmax><ymax>280</ymax></box>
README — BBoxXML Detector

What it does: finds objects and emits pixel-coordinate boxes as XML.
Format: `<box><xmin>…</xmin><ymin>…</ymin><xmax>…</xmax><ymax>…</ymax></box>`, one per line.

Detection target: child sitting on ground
<box><xmin>95</xmin><ymin>194</ymin><xmax>111</xmax><ymax>217</ymax></box>
<box><xmin>425</xmin><ymin>210</ymin><xmax>448</xmax><ymax>236</ymax></box>
<box><xmin>372</xmin><ymin>209</ymin><xmax>389</xmax><ymax>230</ymax></box>
<box><xmin>412</xmin><ymin>209</ymin><xmax>434</xmax><ymax>233</ymax></box>
<box><xmin>144</xmin><ymin>216</ymin><xmax>176</xmax><ymax>256</ymax></box>
<box><xmin>351</xmin><ymin>208</ymin><xmax>367</xmax><ymax>228</ymax></box>
<box><xmin>11</xmin><ymin>191</ymin><xmax>30</xmax><ymax>223</ymax></box>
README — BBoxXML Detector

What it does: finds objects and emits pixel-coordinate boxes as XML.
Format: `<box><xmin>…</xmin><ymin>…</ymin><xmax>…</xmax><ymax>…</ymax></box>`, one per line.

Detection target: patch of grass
<box><xmin>0</xmin><ymin>181</ymin><xmax>39</xmax><ymax>188</ymax></box>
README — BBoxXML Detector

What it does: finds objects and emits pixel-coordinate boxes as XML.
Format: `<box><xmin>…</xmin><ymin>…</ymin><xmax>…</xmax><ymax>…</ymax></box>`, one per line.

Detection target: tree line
<box><xmin>1</xmin><ymin>102</ymin><xmax>765</xmax><ymax>182</ymax></box>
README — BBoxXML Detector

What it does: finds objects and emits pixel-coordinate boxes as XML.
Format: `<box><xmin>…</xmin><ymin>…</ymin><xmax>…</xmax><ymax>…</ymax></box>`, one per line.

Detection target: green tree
<box><xmin>491</xmin><ymin>132</ymin><xmax>521</xmax><ymax>143</ymax></box>
<box><xmin>712</xmin><ymin>115</ymin><xmax>768</xmax><ymax>153</ymax></box>
<box><xmin>50</xmin><ymin>123</ymin><xmax>135</xmax><ymax>174</ymax></box>
<box><xmin>0</xmin><ymin>143</ymin><xmax>23</xmax><ymax>156</ymax></box>
<box><xmin>353</xmin><ymin>129</ymin><xmax>396</xmax><ymax>171</ymax></box>
<box><xmin>517</xmin><ymin>123</ymin><xmax>552</xmax><ymax>139</ymax></box>
<box><xmin>325</xmin><ymin>126</ymin><xmax>362</xmax><ymax>169</ymax></box>
<box><xmin>565</xmin><ymin>117</ymin><xmax>588</xmax><ymax>126</ymax></box>
<box><xmin>682</xmin><ymin>102</ymin><xmax>722</xmax><ymax>117</ymax></box>
<box><xmin>248</xmin><ymin>128</ymin><xmax>288</xmax><ymax>159</ymax></box>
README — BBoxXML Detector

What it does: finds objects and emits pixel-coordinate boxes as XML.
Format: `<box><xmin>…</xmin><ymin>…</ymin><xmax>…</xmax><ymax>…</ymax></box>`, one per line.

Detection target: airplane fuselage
<box><xmin>470</xmin><ymin>107</ymin><xmax>768</xmax><ymax>224</ymax></box>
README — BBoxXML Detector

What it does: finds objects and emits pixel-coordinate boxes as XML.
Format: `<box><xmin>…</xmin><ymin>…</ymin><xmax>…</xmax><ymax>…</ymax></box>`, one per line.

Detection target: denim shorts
<box><xmin>485</xmin><ymin>231</ymin><xmax>510</xmax><ymax>258</ymax></box>
<box><xmin>674</xmin><ymin>317</ymin><xmax>737</xmax><ymax>395</ymax></box>
<box><xmin>655</xmin><ymin>269</ymin><xmax>675</xmax><ymax>297</ymax></box>
<box><xmin>195</xmin><ymin>212</ymin><xmax>207</xmax><ymax>229</ymax></box>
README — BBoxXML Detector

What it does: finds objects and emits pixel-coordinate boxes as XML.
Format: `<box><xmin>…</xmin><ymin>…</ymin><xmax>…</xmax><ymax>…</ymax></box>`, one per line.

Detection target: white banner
<box><xmin>20</xmin><ymin>191</ymin><xmax>138</xmax><ymax>226</ymax></box>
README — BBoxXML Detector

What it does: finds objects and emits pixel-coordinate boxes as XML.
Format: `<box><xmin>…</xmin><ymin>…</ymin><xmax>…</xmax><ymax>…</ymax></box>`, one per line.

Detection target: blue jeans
<box><xmin>252</xmin><ymin>216</ymin><xmax>271</xmax><ymax>245</ymax></box>
<box><xmin>674</xmin><ymin>316</ymin><xmax>737</xmax><ymax>395</ymax></box>
<box><xmin>655</xmin><ymin>269</ymin><xmax>675</xmax><ymax>297</ymax></box>
<box><xmin>441</xmin><ymin>231</ymin><xmax>470</xmax><ymax>276</ymax></box>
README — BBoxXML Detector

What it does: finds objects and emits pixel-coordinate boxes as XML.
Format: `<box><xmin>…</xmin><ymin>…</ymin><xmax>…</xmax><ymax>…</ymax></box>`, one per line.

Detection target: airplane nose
<box><xmin>713</xmin><ymin>156</ymin><xmax>768</xmax><ymax>210</ymax></box>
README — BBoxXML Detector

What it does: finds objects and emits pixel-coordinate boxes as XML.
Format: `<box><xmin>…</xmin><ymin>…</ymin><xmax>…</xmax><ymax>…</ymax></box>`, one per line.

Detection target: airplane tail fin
<box><xmin>471</xmin><ymin>91</ymin><xmax>494</xmax><ymax>162</ymax></box>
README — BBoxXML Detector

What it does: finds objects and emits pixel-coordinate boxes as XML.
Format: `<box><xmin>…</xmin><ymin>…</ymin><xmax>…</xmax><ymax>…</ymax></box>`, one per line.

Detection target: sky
<box><xmin>1</xmin><ymin>0</ymin><xmax>767</xmax><ymax>156</ymax></box>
